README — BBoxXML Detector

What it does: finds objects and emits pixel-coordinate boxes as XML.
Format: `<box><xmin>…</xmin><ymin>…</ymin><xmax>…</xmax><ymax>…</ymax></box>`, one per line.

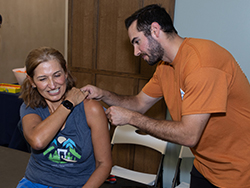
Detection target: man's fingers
<box><xmin>81</xmin><ymin>90</ymin><xmax>89</xmax><ymax>98</ymax></box>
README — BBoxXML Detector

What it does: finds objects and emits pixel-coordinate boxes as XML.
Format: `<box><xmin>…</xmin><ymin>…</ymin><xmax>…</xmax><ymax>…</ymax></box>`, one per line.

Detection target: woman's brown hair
<box><xmin>19</xmin><ymin>47</ymin><xmax>76</xmax><ymax>109</ymax></box>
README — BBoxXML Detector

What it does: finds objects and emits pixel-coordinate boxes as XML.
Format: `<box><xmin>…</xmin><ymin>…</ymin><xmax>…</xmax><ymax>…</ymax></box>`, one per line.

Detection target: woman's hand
<box><xmin>65</xmin><ymin>87</ymin><xmax>89</xmax><ymax>107</ymax></box>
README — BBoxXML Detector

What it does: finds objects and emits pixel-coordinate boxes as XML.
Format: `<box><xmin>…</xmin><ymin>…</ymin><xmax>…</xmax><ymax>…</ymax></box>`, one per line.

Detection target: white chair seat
<box><xmin>175</xmin><ymin>182</ymin><xmax>190</xmax><ymax>188</ymax></box>
<box><xmin>111</xmin><ymin>165</ymin><xmax>156</xmax><ymax>186</ymax></box>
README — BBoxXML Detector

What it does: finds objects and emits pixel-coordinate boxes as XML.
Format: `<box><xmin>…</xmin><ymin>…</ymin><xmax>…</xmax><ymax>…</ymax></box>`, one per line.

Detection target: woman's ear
<box><xmin>27</xmin><ymin>76</ymin><xmax>36</xmax><ymax>88</ymax></box>
<box><xmin>151</xmin><ymin>22</ymin><xmax>161</xmax><ymax>38</ymax></box>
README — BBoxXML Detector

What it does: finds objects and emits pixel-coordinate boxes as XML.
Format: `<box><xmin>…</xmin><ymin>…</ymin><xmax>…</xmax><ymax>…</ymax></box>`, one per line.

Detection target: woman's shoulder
<box><xmin>83</xmin><ymin>99</ymin><xmax>107</xmax><ymax>128</ymax></box>
<box><xmin>83</xmin><ymin>99</ymin><xmax>105</xmax><ymax>115</ymax></box>
<box><xmin>20</xmin><ymin>102</ymin><xmax>48</xmax><ymax>119</ymax></box>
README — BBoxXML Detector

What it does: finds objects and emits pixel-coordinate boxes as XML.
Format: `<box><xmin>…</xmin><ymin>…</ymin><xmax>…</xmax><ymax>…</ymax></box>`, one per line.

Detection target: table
<box><xmin>0</xmin><ymin>146</ymin><xmax>30</xmax><ymax>187</ymax></box>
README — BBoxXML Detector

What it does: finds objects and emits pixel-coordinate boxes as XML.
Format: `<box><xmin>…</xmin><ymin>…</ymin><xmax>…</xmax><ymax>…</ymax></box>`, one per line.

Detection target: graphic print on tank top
<box><xmin>43</xmin><ymin>136</ymin><xmax>81</xmax><ymax>163</ymax></box>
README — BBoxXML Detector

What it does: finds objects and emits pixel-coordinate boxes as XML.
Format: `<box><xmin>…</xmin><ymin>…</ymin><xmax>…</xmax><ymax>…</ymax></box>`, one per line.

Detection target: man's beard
<box><xmin>144</xmin><ymin>35</ymin><xmax>164</xmax><ymax>66</ymax></box>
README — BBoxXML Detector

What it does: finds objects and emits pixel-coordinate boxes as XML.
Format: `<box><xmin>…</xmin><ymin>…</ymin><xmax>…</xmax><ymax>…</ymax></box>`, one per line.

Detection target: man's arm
<box><xmin>131</xmin><ymin>112</ymin><xmax>210</xmax><ymax>147</ymax></box>
<box><xmin>106</xmin><ymin>106</ymin><xmax>210</xmax><ymax>147</ymax></box>
<box><xmin>82</xmin><ymin>85</ymin><xmax>162</xmax><ymax>114</ymax></box>
<box><xmin>83</xmin><ymin>85</ymin><xmax>209</xmax><ymax>147</ymax></box>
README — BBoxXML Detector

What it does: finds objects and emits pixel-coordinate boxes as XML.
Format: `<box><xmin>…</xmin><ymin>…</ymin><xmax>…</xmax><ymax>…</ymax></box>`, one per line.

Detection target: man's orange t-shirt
<box><xmin>142</xmin><ymin>38</ymin><xmax>250</xmax><ymax>187</ymax></box>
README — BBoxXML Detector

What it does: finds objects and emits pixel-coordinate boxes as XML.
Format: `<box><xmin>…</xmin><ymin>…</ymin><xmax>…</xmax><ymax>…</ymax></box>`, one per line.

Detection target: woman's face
<box><xmin>31</xmin><ymin>59</ymin><xmax>67</xmax><ymax>103</ymax></box>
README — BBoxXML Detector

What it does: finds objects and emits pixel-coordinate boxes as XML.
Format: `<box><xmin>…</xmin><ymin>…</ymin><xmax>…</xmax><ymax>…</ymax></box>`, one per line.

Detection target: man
<box><xmin>82</xmin><ymin>4</ymin><xmax>250</xmax><ymax>188</ymax></box>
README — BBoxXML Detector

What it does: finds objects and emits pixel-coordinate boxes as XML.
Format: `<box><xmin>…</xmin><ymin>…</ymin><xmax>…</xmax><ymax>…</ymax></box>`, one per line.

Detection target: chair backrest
<box><xmin>111</xmin><ymin>124</ymin><xmax>168</xmax><ymax>187</ymax></box>
<box><xmin>171</xmin><ymin>146</ymin><xmax>194</xmax><ymax>188</ymax></box>
<box><xmin>111</xmin><ymin>124</ymin><xmax>167</xmax><ymax>154</ymax></box>
<box><xmin>179</xmin><ymin>146</ymin><xmax>194</xmax><ymax>159</ymax></box>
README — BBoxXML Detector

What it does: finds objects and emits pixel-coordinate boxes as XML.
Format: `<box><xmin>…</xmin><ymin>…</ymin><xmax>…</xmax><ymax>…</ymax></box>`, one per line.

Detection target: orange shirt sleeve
<box><xmin>182</xmin><ymin>67</ymin><xmax>228</xmax><ymax>115</ymax></box>
<box><xmin>142</xmin><ymin>68</ymin><xmax>164</xmax><ymax>98</ymax></box>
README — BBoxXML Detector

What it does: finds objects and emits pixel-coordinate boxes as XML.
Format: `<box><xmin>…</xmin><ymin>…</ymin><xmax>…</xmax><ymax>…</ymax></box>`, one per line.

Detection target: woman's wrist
<box><xmin>61</xmin><ymin>100</ymin><xmax>74</xmax><ymax>111</ymax></box>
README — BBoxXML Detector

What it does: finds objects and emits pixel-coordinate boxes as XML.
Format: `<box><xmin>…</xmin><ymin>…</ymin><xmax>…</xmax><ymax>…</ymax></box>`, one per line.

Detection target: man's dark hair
<box><xmin>125</xmin><ymin>4</ymin><xmax>177</xmax><ymax>36</ymax></box>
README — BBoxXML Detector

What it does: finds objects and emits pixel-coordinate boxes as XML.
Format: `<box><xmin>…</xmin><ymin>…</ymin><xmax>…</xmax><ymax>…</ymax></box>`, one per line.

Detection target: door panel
<box><xmin>68</xmin><ymin>0</ymin><xmax>175</xmax><ymax>176</ymax></box>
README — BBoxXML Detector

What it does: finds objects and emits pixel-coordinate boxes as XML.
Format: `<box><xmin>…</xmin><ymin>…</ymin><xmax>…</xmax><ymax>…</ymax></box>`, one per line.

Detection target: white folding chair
<box><xmin>171</xmin><ymin>146</ymin><xmax>194</xmax><ymax>188</ymax></box>
<box><xmin>110</xmin><ymin>124</ymin><xmax>168</xmax><ymax>187</ymax></box>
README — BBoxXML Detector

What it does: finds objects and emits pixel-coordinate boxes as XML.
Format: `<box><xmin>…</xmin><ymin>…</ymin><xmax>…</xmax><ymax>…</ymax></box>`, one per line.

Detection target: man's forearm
<box><xmin>128</xmin><ymin>111</ymin><xmax>200</xmax><ymax>147</ymax></box>
<box><xmin>102</xmin><ymin>90</ymin><xmax>140</xmax><ymax>112</ymax></box>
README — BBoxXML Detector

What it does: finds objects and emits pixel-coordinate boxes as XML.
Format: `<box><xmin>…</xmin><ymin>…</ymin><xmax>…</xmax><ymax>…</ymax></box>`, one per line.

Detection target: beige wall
<box><xmin>0</xmin><ymin>0</ymin><xmax>66</xmax><ymax>84</ymax></box>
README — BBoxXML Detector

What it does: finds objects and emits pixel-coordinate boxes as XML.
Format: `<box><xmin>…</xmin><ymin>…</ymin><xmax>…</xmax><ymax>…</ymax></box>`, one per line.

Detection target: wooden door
<box><xmin>68</xmin><ymin>0</ymin><xmax>175</xmax><ymax>175</ymax></box>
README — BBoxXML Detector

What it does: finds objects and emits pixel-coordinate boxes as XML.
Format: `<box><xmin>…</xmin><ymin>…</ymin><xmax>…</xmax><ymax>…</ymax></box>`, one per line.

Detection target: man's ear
<box><xmin>151</xmin><ymin>22</ymin><xmax>161</xmax><ymax>38</ymax></box>
<box><xmin>27</xmin><ymin>76</ymin><xmax>36</xmax><ymax>88</ymax></box>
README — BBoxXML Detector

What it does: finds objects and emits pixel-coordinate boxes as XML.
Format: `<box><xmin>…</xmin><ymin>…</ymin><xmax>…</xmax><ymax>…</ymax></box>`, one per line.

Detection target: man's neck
<box><xmin>162</xmin><ymin>34</ymin><xmax>185</xmax><ymax>63</ymax></box>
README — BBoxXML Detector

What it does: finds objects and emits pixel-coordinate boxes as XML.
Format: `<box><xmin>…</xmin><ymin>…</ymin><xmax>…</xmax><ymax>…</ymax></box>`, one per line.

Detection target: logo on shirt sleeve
<box><xmin>180</xmin><ymin>88</ymin><xmax>185</xmax><ymax>100</ymax></box>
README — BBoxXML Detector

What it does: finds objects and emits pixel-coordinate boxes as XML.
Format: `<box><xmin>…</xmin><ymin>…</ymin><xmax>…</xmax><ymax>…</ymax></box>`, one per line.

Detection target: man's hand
<box><xmin>81</xmin><ymin>84</ymin><xmax>103</xmax><ymax>100</ymax></box>
<box><xmin>105</xmin><ymin>106</ymin><xmax>136</xmax><ymax>126</ymax></box>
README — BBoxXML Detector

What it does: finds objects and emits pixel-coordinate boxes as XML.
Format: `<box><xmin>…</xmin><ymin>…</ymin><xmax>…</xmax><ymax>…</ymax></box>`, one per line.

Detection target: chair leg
<box><xmin>155</xmin><ymin>164</ymin><xmax>163</xmax><ymax>188</ymax></box>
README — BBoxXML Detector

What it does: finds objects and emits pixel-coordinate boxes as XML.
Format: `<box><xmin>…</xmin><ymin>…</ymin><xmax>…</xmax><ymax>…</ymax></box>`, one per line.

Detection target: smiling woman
<box><xmin>28</xmin><ymin>59</ymin><xmax>68</xmax><ymax>106</ymax></box>
<box><xmin>20</xmin><ymin>47</ymin><xmax>75</xmax><ymax>109</ymax></box>
<box><xmin>17</xmin><ymin>47</ymin><xmax>112</xmax><ymax>188</ymax></box>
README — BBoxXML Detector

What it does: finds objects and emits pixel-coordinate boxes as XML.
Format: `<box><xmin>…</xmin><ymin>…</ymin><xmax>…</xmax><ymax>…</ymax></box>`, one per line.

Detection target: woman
<box><xmin>17</xmin><ymin>47</ymin><xmax>112</xmax><ymax>188</ymax></box>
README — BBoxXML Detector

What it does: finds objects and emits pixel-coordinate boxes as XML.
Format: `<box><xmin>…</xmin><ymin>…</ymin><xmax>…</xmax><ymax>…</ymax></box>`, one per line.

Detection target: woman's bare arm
<box><xmin>82</xmin><ymin>99</ymin><xmax>112</xmax><ymax>188</ymax></box>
